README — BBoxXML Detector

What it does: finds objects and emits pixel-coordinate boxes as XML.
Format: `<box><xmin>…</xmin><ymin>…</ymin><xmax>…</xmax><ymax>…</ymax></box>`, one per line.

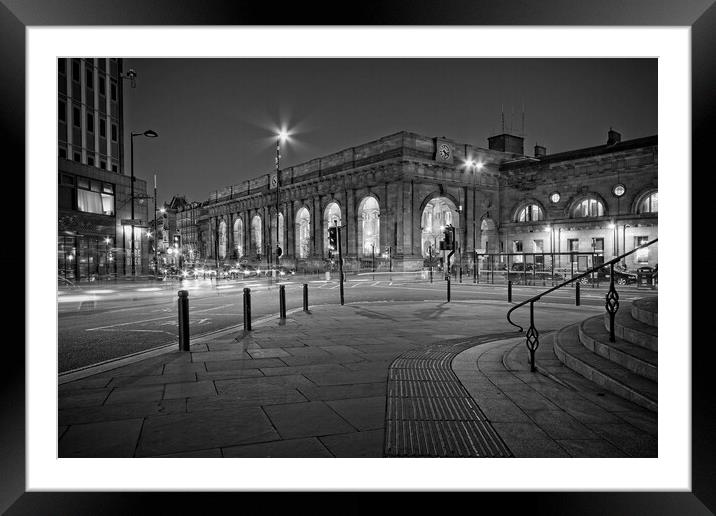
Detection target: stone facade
<box><xmin>190</xmin><ymin>130</ymin><xmax>658</xmax><ymax>272</ymax></box>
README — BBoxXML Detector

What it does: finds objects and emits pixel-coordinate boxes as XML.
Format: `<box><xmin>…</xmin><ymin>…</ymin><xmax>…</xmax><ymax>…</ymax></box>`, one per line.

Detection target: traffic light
<box><xmin>443</xmin><ymin>226</ymin><xmax>454</xmax><ymax>250</ymax></box>
<box><xmin>173</xmin><ymin>234</ymin><xmax>181</xmax><ymax>247</ymax></box>
<box><xmin>328</xmin><ymin>227</ymin><xmax>337</xmax><ymax>250</ymax></box>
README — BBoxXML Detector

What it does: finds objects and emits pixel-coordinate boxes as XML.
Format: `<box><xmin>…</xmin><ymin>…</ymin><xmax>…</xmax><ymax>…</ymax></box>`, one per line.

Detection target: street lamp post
<box><xmin>275</xmin><ymin>130</ymin><xmax>288</xmax><ymax>271</ymax></box>
<box><xmin>153</xmin><ymin>174</ymin><xmax>158</xmax><ymax>280</ymax></box>
<box><xmin>129</xmin><ymin>129</ymin><xmax>158</xmax><ymax>278</ymax></box>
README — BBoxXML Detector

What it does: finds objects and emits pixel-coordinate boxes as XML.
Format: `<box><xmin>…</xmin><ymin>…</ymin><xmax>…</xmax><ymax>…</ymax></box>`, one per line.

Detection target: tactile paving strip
<box><xmin>384</xmin><ymin>338</ymin><xmax>512</xmax><ymax>458</ymax></box>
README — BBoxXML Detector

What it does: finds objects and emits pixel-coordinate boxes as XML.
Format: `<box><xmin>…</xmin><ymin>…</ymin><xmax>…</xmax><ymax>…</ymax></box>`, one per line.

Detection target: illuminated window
<box><xmin>251</xmin><ymin>215</ymin><xmax>262</xmax><ymax>256</ymax></box>
<box><xmin>233</xmin><ymin>218</ymin><xmax>244</xmax><ymax>258</ymax></box>
<box><xmin>420</xmin><ymin>197</ymin><xmax>458</xmax><ymax>257</ymax></box>
<box><xmin>635</xmin><ymin>236</ymin><xmax>649</xmax><ymax>263</ymax></box>
<box><xmin>359</xmin><ymin>197</ymin><xmax>380</xmax><ymax>256</ymax></box>
<box><xmin>324</xmin><ymin>202</ymin><xmax>342</xmax><ymax>254</ymax></box>
<box><xmin>571</xmin><ymin>197</ymin><xmax>605</xmax><ymax>218</ymax></box>
<box><xmin>516</xmin><ymin>204</ymin><xmax>544</xmax><ymax>222</ymax></box>
<box><xmin>218</xmin><ymin>220</ymin><xmax>227</xmax><ymax>259</ymax></box>
<box><xmin>77</xmin><ymin>178</ymin><xmax>114</xmax><ymax>216</ymax></box>
<box><xmin>271</xmin><ymin>212</ymin><xmax>285</xmax><ymax>251</ymax></box>
<box><xmin>296</xmin><ymin>207</ymin><xmax>311</xmax><ymax>259</ymax></box>
<box><xmin>638</xmin><ymin>191</ymin><xmax>658</xmax><ymax>213</ymax></box>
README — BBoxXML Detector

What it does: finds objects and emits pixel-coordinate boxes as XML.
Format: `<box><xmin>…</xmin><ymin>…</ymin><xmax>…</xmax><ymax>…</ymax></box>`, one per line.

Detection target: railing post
<box><xmin>575</xmin><ymin>281</ymin><xmax>581</xmax><ymax>306</ymax></box>
<box><xmin>279</xmin><ymin>284</ymin><xmax>286</xmax><ymax>320</ymax></box>
<box><xmin>525</xmin><ymin>301</ymin><xmax>539</xmax><ymax>372</ymax></box>
<box><xmin>303</xmin><ymin>283</ymin><xmax>309</xmax><ymax>312</ymax></box>
<box><xmin>177</xmin><ymin>290</ymin><xmax>190</xmax><ymax>351</ymax></box>
<box><xmin>243</xmin><ymin>287</ymin><xmax>252</xmax><ymax>331</ymax></box>
<box><xmin>605</xmin><ymin>263</ymin><xmax>620</xmax><ymax>342</ymax></box>
<box><xmin>508</xmin><ymin>280</ymin><xmax>512</xmax><ymax>302</ymax></box>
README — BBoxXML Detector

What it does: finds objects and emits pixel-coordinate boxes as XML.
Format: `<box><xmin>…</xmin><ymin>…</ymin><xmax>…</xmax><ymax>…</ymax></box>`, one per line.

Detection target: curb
<box><xmin>58</xmin><ymin>306</ymin><xmax>306</xmax><ymax>384</ymax></box>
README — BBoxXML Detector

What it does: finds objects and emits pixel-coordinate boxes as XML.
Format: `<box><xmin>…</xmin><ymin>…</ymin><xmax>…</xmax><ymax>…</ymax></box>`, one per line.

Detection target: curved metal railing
<box><xmin>506</xmin><ymin>238</ymin><xmax>658</xmax><ymax>371</ymax></box>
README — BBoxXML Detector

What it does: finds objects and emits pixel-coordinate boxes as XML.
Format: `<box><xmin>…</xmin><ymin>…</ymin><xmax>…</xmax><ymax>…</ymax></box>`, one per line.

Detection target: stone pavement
<box><xmin>58</xmin><ymin>298</ymin><xmax>656</xmax><ymax>458</ymax></box>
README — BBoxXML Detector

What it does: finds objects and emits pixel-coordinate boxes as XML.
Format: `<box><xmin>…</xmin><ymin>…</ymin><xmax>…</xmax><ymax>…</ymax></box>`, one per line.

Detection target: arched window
<box><xmin>421</xmin><ymin>197</ymin><xmax>459</xmax><ymax>257</ymax></box>
<box><xmin>233</xmin><ymin>218</ymin><xmax>244</xmax><ymax>258</ymax></box>
<box><xmin>359</xmin><ymin>196</ymin><xmax>380</xmax><ymax>256</ymax></box>
<box><xmin>571</xmin><ymin>197</ymin><xmax>605</xmax><ymax>218</ymax></box>
<box><xmin>637</xmin><ymin>191</ymin><xmax>658</xmax><ymax>213</ymax></box>
<box><xmin>324</xmin><ymin>202</ymin><xmax>342</xmax><ymax>254</ymax></box>
<box><xmin>296</xmin><ymin>207</ymin><xmax>311</xmax><ymax>259</ymax></box>
<box><xmin>218</xmin><ymin>220</ymin><xmax>227</xmax><ymax>259</ymax></box>
<box><xmin>251</xmin><ymin>215</ymin><xmax>262</xmax><ymax>256</ymax></box>
<box><xmin>270</xmin><ymin>212</ymin><xmax>285</xmax><ymax>251</ymax></box>
<box><xmin>515</xmin><ymin>203</ymin><xmax>544</xmax><ymax>222</ymax></box>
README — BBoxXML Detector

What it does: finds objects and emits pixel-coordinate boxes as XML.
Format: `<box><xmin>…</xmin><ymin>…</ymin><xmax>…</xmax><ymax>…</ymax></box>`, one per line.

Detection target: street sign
<box><xmin>121</xmin><ymin>219</ymin><xmax>144</xmax><ymax>226</ymax></box>
<box><xmin>474</xmin><ymin>248</ymin><xmax>486</xmax><ymax>254</ymax></box>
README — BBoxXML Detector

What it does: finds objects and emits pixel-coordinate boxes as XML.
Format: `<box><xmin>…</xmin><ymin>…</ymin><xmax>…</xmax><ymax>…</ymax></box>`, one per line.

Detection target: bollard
<box><xmin>177</xmin><ymin>290</ymin><xmax>190</xmax><ymax>351</ymax></box>
<box><xmin>575</xmin><ymin>281</ymin><xmax>581</xmax><ymax>306</ymax></box>
<box><xmin>303</xmin><ymin>283</ymin><xmax>309</xmax><ymax>312</ymax></box>
<box><xmin>279</xmin><ymin>284</ymin><xmax>287</xmax><ymax>319</ymax></box>
<box><xmin>508</xmin><ymin>280</ymin><xmax>512</xmax><ymax>303</ymax></box>
<box><xmin>243</xmin><ymin>287</ymin><xmax>252</xmax><ymax>331</ymax></box>
<box><xmin>447</xmin><ymin>275</ymin><xmax>451</xmax><ymax>302</ymax></box>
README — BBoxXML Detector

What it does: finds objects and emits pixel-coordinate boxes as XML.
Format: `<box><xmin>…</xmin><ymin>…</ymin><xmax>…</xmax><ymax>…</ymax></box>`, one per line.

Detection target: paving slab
<box><xmin>319</xmin><ymin>429</ymin><xmax>385</xmax><ymax>458</ymax></box>
<box><xmin>59</xmin><ymin>418</ymin><xmax>144</xmax><ymax>457</ymax></box>
<box><xmin>135</xmin><ymin>407</ymin><xmax>280</xmax><ymax>457</ymax></box>
<box><xmin>263</xmin><ymin>401</ymin><xmax>356</xmax><ymax>439</ymax></box>
<box><xmin>163</xmin><ymin>380</ymin><xmax>218</xmax><ymax>400</ymax></box>
<box><xmin>222</xmin><ymin>437</ymin><xmax>333</xmax><ymax>458</ymax></box>
<box><xmin>326</xmin><ymin>396</ymin><xmax>386</xmax><ymax>431</ymax></box>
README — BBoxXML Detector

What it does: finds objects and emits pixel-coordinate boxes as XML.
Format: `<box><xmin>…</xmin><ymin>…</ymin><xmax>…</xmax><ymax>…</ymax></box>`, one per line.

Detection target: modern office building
<box><xmin>58</xmin><ymin>57</ymin><xmax>150</xmax><ymax>281</ymax></box>
<box><xmin>191</xmin><ymin>128</ymin><xmax>657</xmax><ymax>274</ymax></box>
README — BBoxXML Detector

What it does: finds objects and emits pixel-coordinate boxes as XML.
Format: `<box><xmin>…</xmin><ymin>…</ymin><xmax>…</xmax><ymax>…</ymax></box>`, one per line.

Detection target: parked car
<box><xmin>578</xmin><ymin>265</ymin><xmax>638</xmax><ymax>285</ymax></box>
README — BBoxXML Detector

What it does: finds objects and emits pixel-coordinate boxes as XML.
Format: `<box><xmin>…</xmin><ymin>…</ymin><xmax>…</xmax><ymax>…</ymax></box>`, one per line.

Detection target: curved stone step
<box><xmin>604</xmin><ymin>308</ymin><xmax>658</xmax><ymax>352</ymax></box>
<box><xmin>553</xmin><ymin>323</ymin><xmax>657</xmax><ymax>412</ymax></box>
<box><xmin>582</xmin><ymin>316</ymin><xmax>657</xmax><ymax>381</ymax></box>
<box><xmin>631</xmin><ymin>296</ymin><xmax>658</xmax><ymax>327</ymax></box>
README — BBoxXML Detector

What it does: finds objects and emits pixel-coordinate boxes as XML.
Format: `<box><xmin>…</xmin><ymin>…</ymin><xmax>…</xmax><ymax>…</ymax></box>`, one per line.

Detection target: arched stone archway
<box><xmin>233</xmin><ymin>218</ymin><xmax>244</xmax><ymax>259</ymax></box>
<box><xmin>480</xmin><ymin>217</ymin><xmax>497</xmax><ymax>252</ymax></box>
<box><xmin>295</xmin><ymin>207</ymin><xmax>311</xmax><ymax>259</ymax></box>
<box><xmin>251</xmin><ymin>215</ymin><xmax>262</xmax><ymax>258</ymax></box>
<box><xmin>323</xmin><ymin>202</ymin><xmax>341</xmax><ymax>255</ymax></box>
<box><xmin>420</xmin><ymin>196</ymin><xmax>459</xmax><ymax>257</ymax></box>
<box><xmin>358</xmin><ymin>196</ymin><xmax>380</xmax><ymax>256</ymax></box>
<box><xmin>218</xmin><ymin>219</ymin><xmax>227</xmax><ymax>259</ymax></box>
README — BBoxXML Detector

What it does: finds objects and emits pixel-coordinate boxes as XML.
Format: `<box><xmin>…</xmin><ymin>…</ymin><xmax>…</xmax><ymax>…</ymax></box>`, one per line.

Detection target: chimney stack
<box><xmin>534</xmin><ymin>144</ymin><xmax>546</xmax><ymax>158</ymax></box>
<box><xmin>607</xmin><ymin>128</ymin><xmax>621</xmax><ymax>146</ymax></box>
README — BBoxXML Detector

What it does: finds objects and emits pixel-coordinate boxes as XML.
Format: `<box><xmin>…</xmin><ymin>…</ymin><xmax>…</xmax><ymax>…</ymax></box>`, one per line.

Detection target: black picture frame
<box><xmin>4</xmin><ymin>1</ymin><xmax>709</xmax><ymax>513</ymax></box>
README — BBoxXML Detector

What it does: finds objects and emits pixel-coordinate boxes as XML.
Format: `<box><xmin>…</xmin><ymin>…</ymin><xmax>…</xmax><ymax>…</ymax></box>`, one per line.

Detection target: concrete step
<box><xmin>631</xmin><ymin>296</ymin><xmax>658</xmax><ymax>327</ymax></box>
<box><xmin>553</xmin><ymin>323</ymin><xmax>657</xmax><ymax>412</ymax></box>
<box><xmin>603</xmin><ymin>307</ymin><xmax>658</xmax><ymax>352</ymax></box>
<box><xmin>582</xmin><ymin>316</ymin><xmax>657</xmax><ymax>381</ymax></box>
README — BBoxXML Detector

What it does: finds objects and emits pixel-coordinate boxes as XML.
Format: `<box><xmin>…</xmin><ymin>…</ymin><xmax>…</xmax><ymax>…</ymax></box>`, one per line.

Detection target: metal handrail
<box><xmin>506</xmin><ymin>238</ymin><xmax>658</xmax><ymax>371</ymax></box>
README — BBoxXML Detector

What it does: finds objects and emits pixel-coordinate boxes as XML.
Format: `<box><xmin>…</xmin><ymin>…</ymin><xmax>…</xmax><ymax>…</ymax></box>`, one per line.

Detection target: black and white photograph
<box><xmin>5</xmin><ymin>7</ymin><xmax>707</xmax><ymax>511</ymax></box>
<box><xmin>56</xmin><ymin>56</ymin><xmax>659</xmax><ymax>460</ymax></box>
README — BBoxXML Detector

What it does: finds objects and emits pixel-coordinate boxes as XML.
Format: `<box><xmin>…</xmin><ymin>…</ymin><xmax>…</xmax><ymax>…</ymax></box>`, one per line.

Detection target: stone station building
<box><xmin>193</xmin><ymin>128</ymin><xmax>658</xmax><ymax>274</ymax></box>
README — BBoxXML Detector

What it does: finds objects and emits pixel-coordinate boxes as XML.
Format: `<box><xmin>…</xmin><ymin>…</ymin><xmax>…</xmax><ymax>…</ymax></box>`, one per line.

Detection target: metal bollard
<box><xmin>177</xmin><ymin>290</ymin><xmax>190</xmax><ymax>351</ymax></box>
<box><xmin>508</xmin><ymin>280</ymin><xmax>512</xmax><ymax>303</ymax></box>
<box><xmin>575</xmin><ymin>282</ymin><xmax>581</xmax><ymax>306</ymax></box>
<box><xmin>447</xmin><ymin>275</ymin><xmax>451</xmax><ymax>302</ymax></box>
<box><xmin>303</xmin><ymin>283</ymin><xmax>309</xmax><ymax>312</ymax></box>
<box><xmin>279</xmin><ymin>284</ymin><xmax>287</xmax><ymax>319</ymax></box>
<box><xmin>243</xmin><ymin>287</ymin><xmax>252</xmax><ymax>331</ymax></box>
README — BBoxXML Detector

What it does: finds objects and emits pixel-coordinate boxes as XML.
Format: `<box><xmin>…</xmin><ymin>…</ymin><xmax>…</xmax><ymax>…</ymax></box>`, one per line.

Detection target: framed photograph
<box><xmin>6</xmin><ymin>0</ymin><xmax>709</xmax><ymax>513</ymax></box>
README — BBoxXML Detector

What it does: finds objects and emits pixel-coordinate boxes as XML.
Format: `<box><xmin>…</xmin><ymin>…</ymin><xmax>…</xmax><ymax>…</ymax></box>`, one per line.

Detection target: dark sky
<box><xmin>122</xmin><ymin>58</ymin><xmax>657</xmax><ymax>204</ymax></box>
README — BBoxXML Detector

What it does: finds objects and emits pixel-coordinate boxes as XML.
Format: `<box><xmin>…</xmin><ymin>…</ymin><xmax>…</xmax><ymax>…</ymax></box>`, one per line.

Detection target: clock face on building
<box><xmin>550</xmin><ymin>192</ymin><xmax>561</xmax><ymax>203</ymax></box>
<box><xmin>438</xmin><ymin>143</ymin><xmax>451</xmax><ymax>161</ymax></box>
<box><xmin>613</xmin><ymin>184</ymin><xmax>625</xmax><ymax>197</ymax></box>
